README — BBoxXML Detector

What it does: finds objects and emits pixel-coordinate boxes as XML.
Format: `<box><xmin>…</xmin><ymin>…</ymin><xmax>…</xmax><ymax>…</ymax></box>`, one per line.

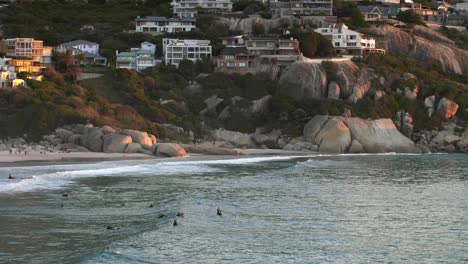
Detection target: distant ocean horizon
<box><xmin>0</xmin><ymin>153</ymin><xmax>466</xmax><ymax>263</ymax></box>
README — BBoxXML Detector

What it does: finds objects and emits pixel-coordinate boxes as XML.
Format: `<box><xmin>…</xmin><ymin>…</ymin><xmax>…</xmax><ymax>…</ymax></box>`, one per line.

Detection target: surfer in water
<box><xmin>217</xmin><ymin>208</ymin><xmax>222</xmax><ymax>216</ymax></box>
<box><xmin>8</xmin><ymin>174</ymin><xmax>15</xmax><ymax>180</ymax></box>
<box><xmin>176</xmin><ymin>211</ymin><xmax>185</xmax><ymax>217</ymax></box>
<box><xmin>173</xmin><ymin>220</ymin><xmax>178</xmax><ymax>226</ymax></box>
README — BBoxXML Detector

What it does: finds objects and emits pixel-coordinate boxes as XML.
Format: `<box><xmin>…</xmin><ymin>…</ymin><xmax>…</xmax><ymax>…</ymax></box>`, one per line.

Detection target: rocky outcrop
<box><xmin>200</xmin><ymin>95</ymin><xmax>224</xmax><ymax>116</ymax></box>
<box><xmin>369</xmin><ymin>24</ymin><xmax>468</xmax><ymax>74</ymax></box>
<box><xmin>277</xmin><ymin>60</ymin><xmax>377</xmax><ymax>103</ymax></box>
<box><xmin>217</xmin><ymin>15</ymin><xmax>329</xmax><ymax>36</ymax></box>
<box><xmin>155</xmin><ymin>143</ymin><xmax>187</xmax><ymax>157</ymax></box>
<box><xmin>437</xmin><ymin>98</ymin><xmax>459</xmax><ymax>120</ymax></box>
<box><xmin>212</xmin><ymin>128</ymin><xmax>255</xmax><ymax>148</ymax></box>
<box><xmin>413</xmin><ymin>123</ymin><xmax>468</xmax><ymax>153</ymax></box>
<box><xmin>327</xmin><ymin>82</ymin><xmax>340</xmax><ymax>100</ymax></box>
<box><xmin>394</xmin><ymin>110</ymin><xmax>414</xmax><ymax>138</ymax></box>
<box><xmin>303</xmin><ymin>115</ymin><xmax>420</xmax><ymax>153</ymax></box>
<box><xmin>424</xmin><ymin>95</ymin><xmax>436</xmax><ymax>117</ymax></box>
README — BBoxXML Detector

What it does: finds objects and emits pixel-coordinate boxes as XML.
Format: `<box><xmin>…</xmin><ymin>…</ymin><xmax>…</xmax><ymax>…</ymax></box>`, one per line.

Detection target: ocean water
<box><xmin>0</xmin><ymin>154</ymin><xmax>466</xmax><ymax>264</ymax></box>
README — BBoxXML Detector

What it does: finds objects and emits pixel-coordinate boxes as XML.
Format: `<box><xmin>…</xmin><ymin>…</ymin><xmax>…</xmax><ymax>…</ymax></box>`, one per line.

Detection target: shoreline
<box><xmin>0</xmin><ymin>149</ymin><xmax>313</xmax><ymax>167</ymax></box>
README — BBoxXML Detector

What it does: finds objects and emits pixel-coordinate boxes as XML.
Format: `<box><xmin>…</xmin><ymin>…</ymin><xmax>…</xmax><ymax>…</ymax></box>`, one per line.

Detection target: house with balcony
<box><xmin>135</xmin><ymin>16</ymin><xmax>196</xmax><ymax>35</ymax></box>
<box><xmin>0</xmin><ymin>38</ymin><xmax>52</xmax><ymax>65</ymax></box>
<box><xmin>270</xmin><ymin>0</ymin><xmax>333</xmax><ymax>17</ymax></box>
<box><xmin>171</xmin><ymin>0</ymin><xmax>233</xmax><ymax>18</ymax></box>
<box><xmin>314</xmin><ymin>23</ymin><xmax>385</xmax><ymax>55</ymax></box>
<box><xmin>216</xmin><ymin>35</ymin><xmax>301</xmax><ymax>73</ymax></box>
<box><xmin>162</xmin><ymin>38</ymin><xmax>212</xmax><ymax>67</ymax></box>
<box><xmin>0</xmin><ymin>58</ymin><xmax>25</xmax><ymax>89</ymax></box>
<box><xmin>116</xmin><ymin>50</ymin><xmax>157</xmax><ymax>72</ymax></box>
<box><xmin>245</xmin><ymin>37</ymin><xmax>301</xmax><ymax>66</ymax></box>
<box><xmin>115</xmin><ymin>41</ymin><xmax>158</xmax><ymax>71</ymax></box>
<box><xmin>55</xmin><ymin>40</ymin><xmax>107</xmax><ymax>66</ymax></box>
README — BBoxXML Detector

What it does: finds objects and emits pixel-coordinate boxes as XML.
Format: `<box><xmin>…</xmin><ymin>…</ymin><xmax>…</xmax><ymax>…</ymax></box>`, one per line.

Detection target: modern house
<box><xmin>216</xmin><ymin>35</ymin><xmax>301</xmax><ymax>72</ymax></box>
<box><xmin>171</xmin><ymin>0</ymin><xmax>233</xmax><ymax>18</ymax></box>
<box><xmin>271</xmin><ymin>0</ymin><xmax>333</xmax><ymax>17</ymax></box>
<box><xmin>314</xmin><ymin>23</ymin><xmax>385</xmax><ymax>55</ymax></box>
<box><xmin>162</xmin><ymin>38</ymin><xmax>212</xmax><ymax>67</ymax></box>
<box><xmin>116</xmin><ymin>41</ymin><xmax>158</xmax><ymax>71</ymax></box>
<box><xmin>0</xmin><ymin>38</ymin><xmax>52</xmax><ymax>65</ymax></box>
<box><xmin>115</xmin><ymin>50</ymin><xmax>157</xmax><ymax>71</ymax></box>
<box><xmin>55</xmin><ymin>40</ymin><xmax>107</xmax><ymax>66</ymax></box>
<box><xmin>135</xmin><ymin>16</ymin><xmax>196</xmax><ymax>35</ymax></box>
<box><xmin>0</xmin><ymin>58</ymin><xmax>25</xmax><ymax>89</ymax></box>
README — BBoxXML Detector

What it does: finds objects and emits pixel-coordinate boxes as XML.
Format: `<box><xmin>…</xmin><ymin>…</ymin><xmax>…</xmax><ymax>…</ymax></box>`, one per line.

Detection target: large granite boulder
<box><xmin>125</xmin><ymin>143</ymin><xmax>144</xmax><ymax>154</ymax></box>
<box><xmin>277</xmin><ymin>62</ymin><xmax>327</xmax><ymax>100</ymax></box>
<box><xmin>155</xmin><ymin>143</ymin><xmax>187</xmax><ymax>157</ymax></box>
<box><xmin>343</xmin><ymin>118</ymin><xmax>419</xmax><ymax>153</ymax></box>
<box><xmin>303</xmin><ymin>115</ymin><xmax>419</xmax><ymax>153</ymax></box>
<box><xmin>81</xmin><ymin>127</ymin><xmax>103</xmax><ymax>152</ymax></box>
<box><xmin>101</xmin><ymin>125</ymin><xmax>116</xmax><ymax>135</ymax></box>
<box><xmin>437</xmin><ymin>98</ymin><xmax>459</xmax><ymax>120</ymax></box>
<box><xmin>103</xmin><ymin>134</ymin><xmax>132</xmax><ymax>153</ymax></box>
<box><xmin>348</xmin><ymin>139</ymin><xmax>364</xmax><ymax>153</ymax></box>
<box><xmin>303</xmin><ymin>115</ymin><xmax>329</xmax><ymax>144</ymax></box>
<box><xmin>121</xmin><ymin>129</ymin><xmax>153</xmax><ymax>147</ymax></box>
<box><xmin>315</xmin><ymin>118</ymin><xmax>351</xmax><ymax>153</ymax></box>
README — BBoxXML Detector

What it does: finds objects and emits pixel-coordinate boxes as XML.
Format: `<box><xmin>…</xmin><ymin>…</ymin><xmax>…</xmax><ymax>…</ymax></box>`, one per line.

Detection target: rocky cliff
<box><xmin>217</xmin><ymin>16</ymin><xmax>329</xmax><ymax>35</ymax></box>
<box><xmin>303</xmin><ymin>115</ymin><xmax>420</xmax><ymax>153</ymax></box>
<box><xmin>369</xmin><ymin>24</ymin><xmax>468</xmax><ymax>74</ymax></box>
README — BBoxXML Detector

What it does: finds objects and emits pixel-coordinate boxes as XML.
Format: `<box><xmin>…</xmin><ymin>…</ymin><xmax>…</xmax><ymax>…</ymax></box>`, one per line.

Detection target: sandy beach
<box><xmin>0</xmin><ymin>148</ymin><xmax>313</xmax><ymax>166</ymax></box>
<box><xmin>0</xmin><ymin>150</ymin><xmax>154</xmax><ymax>164</ymax></box>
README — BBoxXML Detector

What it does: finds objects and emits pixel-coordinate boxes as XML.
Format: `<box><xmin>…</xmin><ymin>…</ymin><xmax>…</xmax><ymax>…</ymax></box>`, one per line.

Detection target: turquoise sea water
<box><xmin>0</xmin><ymin>154</ymin><xmax>466</xmax><ymax>263</ymax></box>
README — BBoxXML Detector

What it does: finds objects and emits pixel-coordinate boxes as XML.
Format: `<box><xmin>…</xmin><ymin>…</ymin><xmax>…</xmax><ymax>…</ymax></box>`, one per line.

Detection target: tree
<box><xmin>290</xmin><ymin>27</ymin><xmax>335</xmax><ymax>58</ymax></box>
<box><xmin>397</xmin><ymin>10</ymin><xmax>425</xmax><ymax>25</ymax></box>
<box><xmin>252</xmin><ymin>23</ymin><xmax>265</xmax><ymax>35</ymax></box>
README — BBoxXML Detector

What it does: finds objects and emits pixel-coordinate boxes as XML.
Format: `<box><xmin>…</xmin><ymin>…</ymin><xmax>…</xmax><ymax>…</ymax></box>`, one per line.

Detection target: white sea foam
<box><xmin>0</xmin><ymin>162</ymin><xmax>220</xmax><ymax>193</ymax></box>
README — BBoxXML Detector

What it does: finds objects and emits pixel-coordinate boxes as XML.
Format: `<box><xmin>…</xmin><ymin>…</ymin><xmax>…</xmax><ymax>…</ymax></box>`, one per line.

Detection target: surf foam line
<box><xmin>0</xmin><ymin>162</ymin><xmax>221</xmax><ymax>193</ymax></box>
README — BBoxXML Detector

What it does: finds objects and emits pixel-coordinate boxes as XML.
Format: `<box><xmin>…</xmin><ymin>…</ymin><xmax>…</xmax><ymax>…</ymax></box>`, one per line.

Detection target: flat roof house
<box><xmin>163</xmin><ymin>38</ymin><xmax>212</xmax><ymax>67</ymax></box>
<box><xmin>135</xmin><ymin>16</ymin><xmax>196</xmax><ymax>35</ymax></box>
<box><xmin>0</xmin><ymin>38</ymin><xmax>52</xmax><ymax>65</ymax></box>
<box><xmin>171</xmin><ymin>0</ymin><xmax>233</xmax><ymax>18</ymax></box>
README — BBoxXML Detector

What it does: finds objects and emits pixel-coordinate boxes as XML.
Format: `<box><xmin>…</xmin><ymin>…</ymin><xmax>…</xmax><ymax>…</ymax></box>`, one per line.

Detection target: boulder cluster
<box><xmin>44</xmin><ymin>124</ymin><xmax>186</xmax><ymax>157</ymax></box>
<box><xmin>413</xmin><ymin>123</ymin><xmax>468</xmax><ymax>153</ymax></box>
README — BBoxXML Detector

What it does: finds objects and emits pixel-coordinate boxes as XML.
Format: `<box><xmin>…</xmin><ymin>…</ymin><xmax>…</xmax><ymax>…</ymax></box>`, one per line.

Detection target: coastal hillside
<box><xmin>0</xmin><ymin>0</ymin><xmax>467</xmax><ymax>154</ymax></box>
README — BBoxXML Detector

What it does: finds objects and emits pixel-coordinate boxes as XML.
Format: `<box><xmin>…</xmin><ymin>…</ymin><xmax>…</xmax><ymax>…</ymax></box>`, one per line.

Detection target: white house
<box><xmin>314</xmin><ymin>23</ymin><xmax>385</xmax><ymax>55</ymax></box>
<box><xmin>171</xmin><ymin>0</ymin><xmax>233</xmax><ymax>18</ymax></box>
<box><xmin>135</xmin><ymin>16</ymin><xmax>196</xmax><ymax>35</ymax></box>
<box><xmin>55</xmin><ymin>40</ymin><xmax>106</xmax><ymax>66</ymax></box>
<box><xmin>55</xmin><ymin>40</ymin><xmax>100</xmax><ymax>55</ymax></box>
<box><xmin>163</xmin><ymin>38</ymin><xmax>212</xmax><ymax>67</ymax></box>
